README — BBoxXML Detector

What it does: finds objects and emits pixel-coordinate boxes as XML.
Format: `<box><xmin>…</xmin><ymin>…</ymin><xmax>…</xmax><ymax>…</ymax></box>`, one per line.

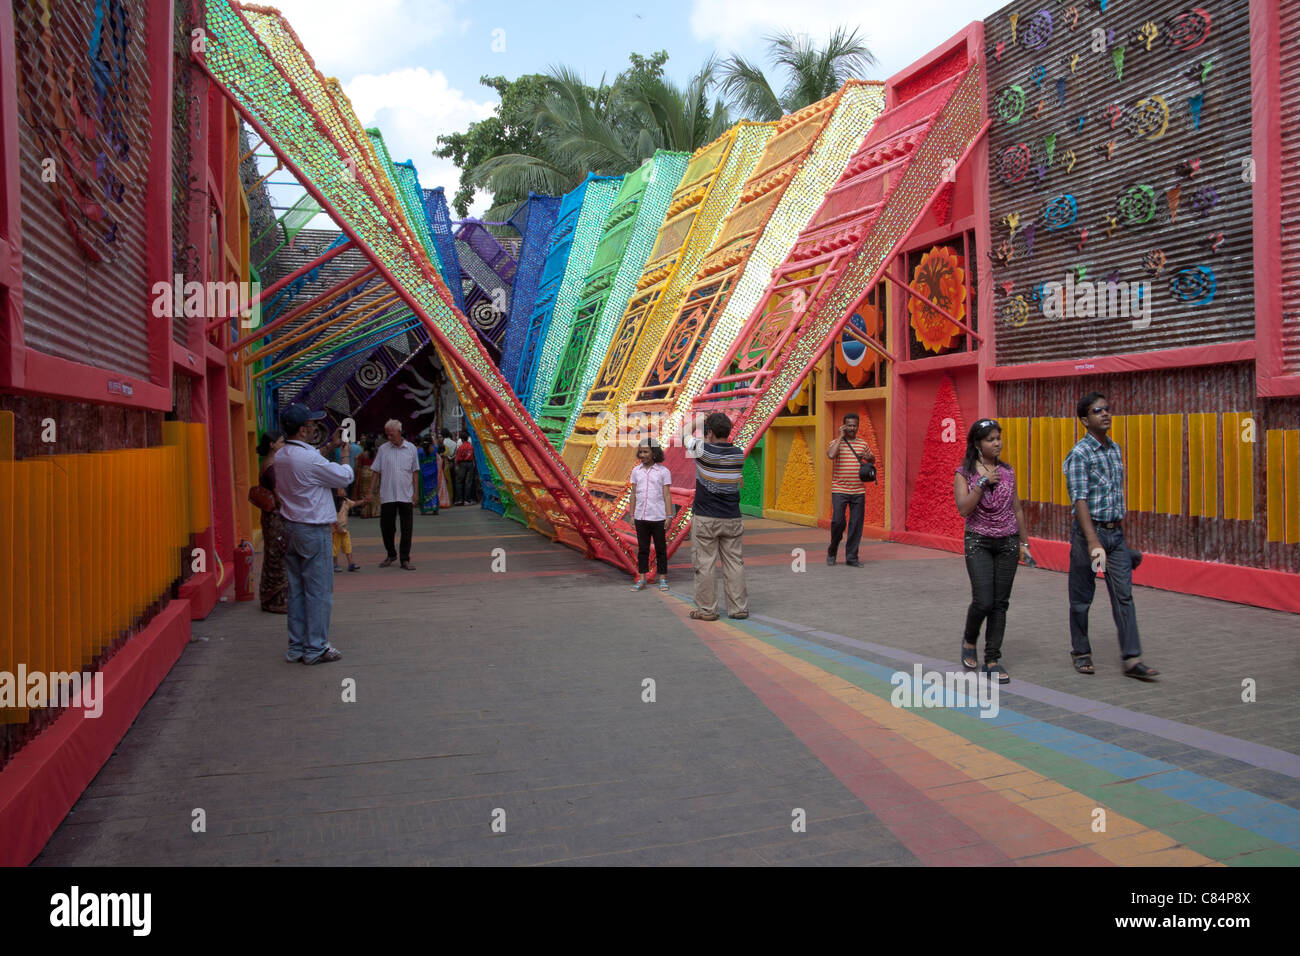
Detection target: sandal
<box><xmin>657</xmin><ymin>578</ymin><xmax>669</xmax><ymax>592</ymax></box>
<box><xmin>1072</xmin><ymin>654</ymin><xmax>1095</xmax><ymax>675</ymax></box>
<box><xmin>689</xmin><ymin>609</ymin><xmax>719</xmax><ymax>621</ymax></box>
<box><xmin>984</xmin><ymin>662</ymin><xmax>1010</xmax><ymax>684</ymax></box>
<box><xmin>961</xmin><ymin>641</ymin><xmax>978</xmax><ymax>670</ymax></box>
<box><xmin>728</xmin><ymin>611</ymin><xmax>749</xmax><ymax>620</ymax></box>
<box><xmin>631</xmin><ymin>577</ymin><xmax>645</xmax><ymax>591</ymax></box>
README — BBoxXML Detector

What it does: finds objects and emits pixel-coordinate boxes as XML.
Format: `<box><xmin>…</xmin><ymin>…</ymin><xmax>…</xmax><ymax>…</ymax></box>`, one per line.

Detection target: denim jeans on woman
<box><xmin>963</xmin><ymin>531</ymin><xmax>1020</xmax><ymax>663</ymax></box>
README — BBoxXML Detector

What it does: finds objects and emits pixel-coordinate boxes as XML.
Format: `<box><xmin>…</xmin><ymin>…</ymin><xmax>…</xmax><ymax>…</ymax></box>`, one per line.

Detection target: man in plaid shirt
<box><xmin>1062</xmin><ymin>392</ymin><xmax>1159</xmax><ymax>681</ymax></box>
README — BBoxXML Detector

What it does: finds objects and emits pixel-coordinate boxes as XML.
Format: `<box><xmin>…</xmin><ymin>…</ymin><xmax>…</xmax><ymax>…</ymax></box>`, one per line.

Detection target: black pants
<box><xmin>1068</xmin><ymin>521</ymin><xmax>1141</xmax><ymax>659</ymax></box>
<box><xmin>455</xmin><ymin>461</ymin><xmax>475</xmax><ymax>503</ymax></box>
<box><xmin>828</xmin><ymin>492</ymin><xmax>865</xmax><ymax>562</ymax></box>
<box><xmin>380</xmin><ymin>501</ymin><xmax>413</xmax><ymax>562</ymax></box>
<box><xmin>635</xmin><ymin>519</ymin><xmax>668</xmax><ymax>575</ymax></box>
<box><xmin>962</xmin><ymin>532</ymin><xmax>1020</xmax><ymax>662</ymax></box>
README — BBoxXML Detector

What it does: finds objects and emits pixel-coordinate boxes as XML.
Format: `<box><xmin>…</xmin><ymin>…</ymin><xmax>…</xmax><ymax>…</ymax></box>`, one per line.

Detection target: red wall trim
<box><xmin>0</xmin><ymin>597</ymin><xmax>191</xmax><ymax>866</ymax></box>
<box><xmin>1250</xmin><ymin>0</ymin><xmax>1284</xmax><ymax>388</ymax></box>
<box><xmin>0</xmin><ymin>0</ymin><xmax>24</xmax><ymax>390</ymax></box>
<box><xmin>985</xmin><ymin>340</ymin><xmax>1255</xmax><ymax>382</ymax></box>
<box><xmin>20</xmin><ymin>348</ymin><xmax>172</xmax><ymax>409</ymax></box>
<box><xmin>898</xmin><ymin>350</ymin><xmax>980</xmax><ymax>376</ymax></box>
<box><xmin>146</xmin><ymin>0</ymin><xmax>177</xmax><ymax>390</ymax></box>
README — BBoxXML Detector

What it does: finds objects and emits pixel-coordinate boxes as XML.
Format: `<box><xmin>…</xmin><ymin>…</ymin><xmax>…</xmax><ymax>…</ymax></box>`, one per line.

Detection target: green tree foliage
<box><xmin>720</xmin><ymin>27</ymin><xmax>877</xmax><ymax>122</ymax></box>
<box><xmin>437</xmin><ymin>51</ymin><xmax>730</xmax><ymax>218</ymax></box>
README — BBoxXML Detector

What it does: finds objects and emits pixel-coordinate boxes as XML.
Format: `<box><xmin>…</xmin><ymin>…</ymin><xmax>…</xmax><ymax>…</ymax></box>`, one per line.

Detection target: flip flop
<box><xmin>961</xmin><ymin>641</ymin><xmax>978</xmax><ymax>670</ymax></box>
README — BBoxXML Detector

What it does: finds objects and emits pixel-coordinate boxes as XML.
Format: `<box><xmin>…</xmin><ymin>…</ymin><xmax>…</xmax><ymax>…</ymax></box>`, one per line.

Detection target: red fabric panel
<box><xmin>0</xmin><ymin>598</ymin><xmax>191</xmax><ymax>866</ymax></box>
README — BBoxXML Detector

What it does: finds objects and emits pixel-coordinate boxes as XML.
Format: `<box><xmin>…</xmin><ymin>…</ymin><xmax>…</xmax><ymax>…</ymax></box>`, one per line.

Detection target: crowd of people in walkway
<box><xmin>251</xmin><ymin>391</ymin><xmax>1159</xmax><ymax>682</ymax></box>
<box><xmin>630</xmin><ymin>393</ymin><xmax>1158</xmax><ymax>685</ymax></box>
<box><xmin>252</xmin><ymin>411</ymin><xmax>484</xmax><ymax>663</ymax></box>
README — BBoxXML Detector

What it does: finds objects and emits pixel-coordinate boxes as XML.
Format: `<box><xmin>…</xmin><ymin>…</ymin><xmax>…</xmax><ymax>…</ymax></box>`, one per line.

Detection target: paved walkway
<box><xmin>36</xmin><ymin>509</ymin><xmax>1300</xmax><ymax>866</ymax></box>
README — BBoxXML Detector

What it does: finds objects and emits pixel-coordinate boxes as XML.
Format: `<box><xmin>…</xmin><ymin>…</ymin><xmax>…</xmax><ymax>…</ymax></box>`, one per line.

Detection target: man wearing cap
<box><xmin>273</xmin><ymin>403</ymin><xmax>354</xmax><ymax>664</ymax></box>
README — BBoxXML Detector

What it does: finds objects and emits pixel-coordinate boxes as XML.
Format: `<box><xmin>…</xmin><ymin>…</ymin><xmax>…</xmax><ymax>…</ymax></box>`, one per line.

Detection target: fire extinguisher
<box><xmin>234</xmin><ymin>539</ymin><xmax>255</xmax><ymax>602</ymax></box>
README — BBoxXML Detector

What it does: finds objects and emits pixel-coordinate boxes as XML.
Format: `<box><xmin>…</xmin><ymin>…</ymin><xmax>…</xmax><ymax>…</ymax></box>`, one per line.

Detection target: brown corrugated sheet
<box><xmin>1281</xmin><ymin>0</ymin><xmax>1300</xmax><ymax>374</ymax></box>
<box><xmin>15</xmin><ymin>0</ymin><xmax>154</xmax><ymax>378</ymax></box>
<box><xmin>985</xmin><ymin>0</ymin><xmax>1254</xmax><ymax>365</ymax></box>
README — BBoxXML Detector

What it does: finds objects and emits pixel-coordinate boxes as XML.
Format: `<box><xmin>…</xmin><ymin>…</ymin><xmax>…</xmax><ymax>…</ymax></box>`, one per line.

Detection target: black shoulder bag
<box><xmin>843</xmin><ymin>438</ymin><xmax>876</xmax><ymax>483</ymax></box>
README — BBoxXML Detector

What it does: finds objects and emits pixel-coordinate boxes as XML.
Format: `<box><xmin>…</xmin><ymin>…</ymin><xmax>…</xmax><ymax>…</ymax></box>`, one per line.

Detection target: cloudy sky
<box><xmin>256</xmin><ymin>0</ymin><xmax>994</xmax><ymax>224</ymax></box>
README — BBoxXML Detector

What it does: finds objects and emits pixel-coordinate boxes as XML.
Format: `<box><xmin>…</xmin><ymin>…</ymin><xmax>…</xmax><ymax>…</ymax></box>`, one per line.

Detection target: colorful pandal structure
<box><xmin>498</xmin><ymin>194</ymin><xmax>561</xmax><ymax>389</ymax></box>
<box><xmin>563</xmin><ymin>121</ymin><xmax>777</xmax><ymax>478</ymax></box>
<box><xmin>535</xmin><ymin>150</ymin><xmax>690</xmax><ymax>446</ymax></box>
<box><xmin>454</xmin><ymin>219</ymin><xmax>517</xmax><ymax>364</ymax></box>
<box><xmin>581</xmin><ymin>81</ymin><xmax>889</xmax><ymax>527</ymax></box>
<box><xmin>519</xmin><ymin>175</ymin><xmax>623</xmax><ymax>416</ymax></box>
<box><xmin>204</xmin><ymin>0</ymin><xmax>993</xmax><ymax>575</ymax></box>
<box><xmin>204</xmin><ymin>2</ymin><xmax>641</xmax><ymax>569</ymax></box>
<box><xmin>691</xmin><ymin>63</ymin><xmax>987</xmax><ymax>537</ymax></box>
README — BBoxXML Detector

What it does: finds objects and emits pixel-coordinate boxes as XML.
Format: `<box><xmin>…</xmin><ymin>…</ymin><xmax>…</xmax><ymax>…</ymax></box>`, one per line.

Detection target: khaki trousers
<box><xmin>692</xmin><ymin>515</ymin><xmax>747</xmax><ymax>615</ymax></box>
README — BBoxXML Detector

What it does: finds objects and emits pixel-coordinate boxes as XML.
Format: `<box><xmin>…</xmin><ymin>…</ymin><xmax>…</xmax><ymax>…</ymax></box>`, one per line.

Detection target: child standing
<box><xmin>627</xmin><ymin>437</ymin><xmax>673</xmax><ymax>592</ymax></box>
<box><xmin>332</xmin><ymin>492</ymin><xmax>363</xmax><ymax>573</ymax></box>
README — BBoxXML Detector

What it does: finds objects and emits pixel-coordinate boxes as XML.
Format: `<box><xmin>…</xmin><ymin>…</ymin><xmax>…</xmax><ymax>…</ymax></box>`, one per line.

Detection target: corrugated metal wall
<box><xmin>1281</xmin><ymin>0</ymin><xmax>1300</xmax><ymax>374</ymax></box>
<box><xmin>985</xmin><ymin>0</ymin><xmax>1254</xmax><ymax>364</ymax></box>
<box><xmin>14</xmin><ymin>0</ymin><xmax>153</xmax><ymax>378</ymax></box>
<box><xmin>995</xmin><ymin>365</ymin><xmax>1298</xmax><ymax>573</ymax></box>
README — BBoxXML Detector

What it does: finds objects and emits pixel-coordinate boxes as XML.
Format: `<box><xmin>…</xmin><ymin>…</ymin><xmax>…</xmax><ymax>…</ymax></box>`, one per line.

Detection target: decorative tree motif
<box><xmin>904</xmin><ymin>376</ymin><xmax>965</xmax><ymax>537</ymax></box>
<box><xmin>908</xmin><ymin>245</ymin><xmax>966</xmax><ymax>354</ymax></box>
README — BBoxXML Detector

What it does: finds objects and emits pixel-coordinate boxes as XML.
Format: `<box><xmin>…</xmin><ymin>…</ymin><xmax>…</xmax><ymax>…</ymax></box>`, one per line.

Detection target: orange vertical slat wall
<box><xmin>0</xmin><ymin>434</ymin><xmax>201</xmax><ymax>731</ymax></box>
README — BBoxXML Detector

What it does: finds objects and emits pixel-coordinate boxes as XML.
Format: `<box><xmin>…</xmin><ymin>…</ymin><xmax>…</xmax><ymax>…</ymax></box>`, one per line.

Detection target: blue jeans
<box><xmin>283</xmin><ymin>521</ymin><xmax>335</xmax><ymax>662</ymax></box>
<box><xmin>1068</xmin><ymin>521</ymin><xmax>1141</xmax><ymax>660</ymax></box>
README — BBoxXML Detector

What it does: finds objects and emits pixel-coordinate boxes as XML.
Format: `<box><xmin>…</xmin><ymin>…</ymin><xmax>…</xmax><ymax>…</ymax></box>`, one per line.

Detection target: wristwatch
<box><xmin>976</xmin><ymin>475</ymin><xmax>989</xmax><ymax>488</ymax></box>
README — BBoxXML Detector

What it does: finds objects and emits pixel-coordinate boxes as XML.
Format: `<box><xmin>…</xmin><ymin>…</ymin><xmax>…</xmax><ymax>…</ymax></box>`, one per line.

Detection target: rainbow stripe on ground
<box><xmin>665</xmin><ymin>595</ymin><xmax>1300</xmax><ymax>866</ymax></box>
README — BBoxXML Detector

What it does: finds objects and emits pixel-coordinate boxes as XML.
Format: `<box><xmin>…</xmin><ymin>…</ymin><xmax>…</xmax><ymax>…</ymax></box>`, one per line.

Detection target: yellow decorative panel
<box><xmin>1000</xmin><ymin>417</ymin><xmax>1029</xmax><ymax>500</ymax></box>
<box><xmin>1288</xmin><ymin>431</ymin><xmax>1300</xmax><ymax>544</ymax></box>
<box><xmin>1154</xmin><ymin>414</ymin><xmax>1182</xmax><ymax>516</ymax></box>
<box><xmin>1221</xmin><ymin>411</ymin><xmax>1254</xmax><ymax>521</ymax></box>
<box><xmin>772</xmin><ymin>427</ymin><xmax>817</xmax><ymax>516</ymax></box>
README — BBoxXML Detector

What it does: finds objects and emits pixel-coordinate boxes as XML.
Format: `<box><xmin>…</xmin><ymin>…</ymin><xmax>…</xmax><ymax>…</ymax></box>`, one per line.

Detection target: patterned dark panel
<box><xmin>985</xmin><ymin>1</ymin><xmax>1253</xmax><ymax>364</ymax></box>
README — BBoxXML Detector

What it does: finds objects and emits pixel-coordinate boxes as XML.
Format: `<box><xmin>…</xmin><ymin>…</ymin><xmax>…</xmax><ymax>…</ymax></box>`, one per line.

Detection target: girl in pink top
<box><xmin>952</xmin><ymin>419</ymin><xmax>1029</xmax><ymax>684</ymax></box>
<box><xmin>627</xmin><ymin>438</ymin><xmax>673</xmax><ymax>592</ymax></box>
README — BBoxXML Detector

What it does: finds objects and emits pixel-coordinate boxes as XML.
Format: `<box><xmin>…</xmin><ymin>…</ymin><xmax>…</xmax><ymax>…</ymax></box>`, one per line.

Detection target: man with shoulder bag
<box><xmin>826</xmin><ymin>412</ymin><xmax>876</xmax><ymax>567</ymax></box>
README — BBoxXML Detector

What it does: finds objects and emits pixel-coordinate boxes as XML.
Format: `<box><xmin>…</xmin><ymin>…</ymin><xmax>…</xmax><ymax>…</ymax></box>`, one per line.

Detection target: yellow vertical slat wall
<box><xmin>1266</xmin><ymin>429</ymin><xmax>1300</xmax><ymax>544</ymax></box>
<box><xmin>0</xmin><ymin>421</ymin><xmax>207</xmax><ymax>729</ymax></box>
<box><xmin>1221</xmin><ymin>411</ymin><xmax>1255</xmax><ymax>521</ymax></box>
<box><xmin>999</xmin><ymin>417</ymin><xmax>1029</xmax><ymax>500</ymax></box>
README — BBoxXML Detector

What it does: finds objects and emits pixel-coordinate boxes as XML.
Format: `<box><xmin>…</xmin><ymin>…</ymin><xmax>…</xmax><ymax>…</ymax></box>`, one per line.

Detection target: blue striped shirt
<box><xmin>1063</xmin><ymin>432</ymin><xmax>1126</xmax><ymax>521</ymax></box>
<box><xmin>686</xmin><ymin>436</ymin><xmax>745</xmax><ymax>518</ymax></box>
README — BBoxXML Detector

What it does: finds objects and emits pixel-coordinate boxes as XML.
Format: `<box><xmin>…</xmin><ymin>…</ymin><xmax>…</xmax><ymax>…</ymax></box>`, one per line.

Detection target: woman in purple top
<box><xmin>952</xmin><ymin>419</ymin><xmax>1029</xmax><ymax>683</ymax></box>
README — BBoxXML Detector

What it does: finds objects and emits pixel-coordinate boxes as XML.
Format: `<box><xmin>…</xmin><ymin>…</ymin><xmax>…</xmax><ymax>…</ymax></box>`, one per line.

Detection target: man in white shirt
<box><xmin>273</xmin><ymin>403</ymin><xmax>354</xmax><ymax>664</ymax></box>
<box><xmin>369</xmin><ymin>419</ymin><xmax>421</xmax><ymax>569</ymax></box>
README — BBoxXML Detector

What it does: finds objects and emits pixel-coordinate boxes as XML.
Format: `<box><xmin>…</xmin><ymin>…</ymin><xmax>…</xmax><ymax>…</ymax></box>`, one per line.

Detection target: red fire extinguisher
<box><xmin>234</xmin><ymin>539</ymin><xmax>255</xmax><ymax>602</ymax></box>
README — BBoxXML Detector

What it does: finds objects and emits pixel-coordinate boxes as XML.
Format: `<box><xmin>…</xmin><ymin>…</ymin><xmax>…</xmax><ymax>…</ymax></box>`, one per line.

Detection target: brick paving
<box><xmin>35</xmin><ymin>509</ymin><xmax>1300</xmax><ymax>866</ymax></box>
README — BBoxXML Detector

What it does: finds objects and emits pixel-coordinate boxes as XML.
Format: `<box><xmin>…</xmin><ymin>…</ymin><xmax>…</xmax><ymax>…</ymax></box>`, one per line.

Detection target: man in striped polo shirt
<box><xmin>684</xmin><ymin>412</ymin><xmax>748</xmax><ymax>621</ymax></box>
<box><xmin>826</xmin><ymin>413</ymin><xmax>876</xmax><ymax>567</ymax></box>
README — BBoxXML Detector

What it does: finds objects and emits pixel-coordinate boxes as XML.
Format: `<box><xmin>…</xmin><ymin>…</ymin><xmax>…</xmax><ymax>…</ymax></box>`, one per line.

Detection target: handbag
<box><xmin>249</xmin><ymin>484</ymin><xmax>276</xmax><ymax>513</ymax></box>
<box><xmin>842</xmin><ymin>436</ymin><xmax>877</xmax><ymax>483</ymax></box>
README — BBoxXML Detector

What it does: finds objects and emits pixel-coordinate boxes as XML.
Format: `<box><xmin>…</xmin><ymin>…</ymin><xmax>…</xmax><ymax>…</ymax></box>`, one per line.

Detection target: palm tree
<box><xmin>468</xmin><ymin>58</ymin><xmax>733</xmax><ymax>215</ymax></box>
<box><xmin>720</xmin><ymin>27</ymin><xmax>877</xmax><ymax>122</ymax></box>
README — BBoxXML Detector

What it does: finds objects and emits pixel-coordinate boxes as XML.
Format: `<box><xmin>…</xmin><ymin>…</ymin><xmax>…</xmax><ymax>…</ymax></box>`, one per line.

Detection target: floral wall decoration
<box><xmin>908</xmin><ymin>245</ymin><xmax>967</xmax><ymax>355</ymax></box>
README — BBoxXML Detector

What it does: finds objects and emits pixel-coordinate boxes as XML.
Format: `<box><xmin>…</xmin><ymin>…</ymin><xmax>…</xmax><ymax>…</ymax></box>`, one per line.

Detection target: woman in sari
<box><xmin>418</xmin><ymin>439</ymin><xmax>440</xmax><ymax>514</ymax></box>
<box><xmin>356</xmin><ymin>439</ymin><xmax>380</xmax><ymax>518</ymax></box>
<box><xmin>255</xmin><ymin>430</ymin><xmax>288</xmax><ymax>614</ymax></box>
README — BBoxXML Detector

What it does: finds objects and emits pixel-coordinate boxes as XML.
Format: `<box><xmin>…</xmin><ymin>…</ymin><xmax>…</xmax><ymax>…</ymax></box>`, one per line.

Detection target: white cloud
<box><xmin>690</xmin><ymin>0</ymin><xmax>992</xmax><ymax>81</ymax></box>
<box><xmin>343</xmin><ymin>68</ymin><xmax>497</xmax><ymax>216</ymax></box>
<box><xmin>267</xmin><ymin>0</ymin><xmax>462</xmax><ymax>76</ymax></box>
